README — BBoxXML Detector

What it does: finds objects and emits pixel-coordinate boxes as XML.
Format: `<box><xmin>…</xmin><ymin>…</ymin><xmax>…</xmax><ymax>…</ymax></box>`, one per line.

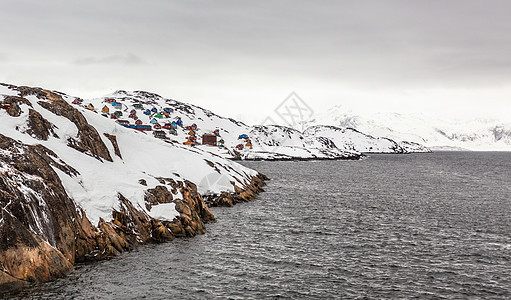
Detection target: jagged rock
<box><xmin>104</xmin><ymin>133</ymin><xmax>122</xmax><ymax>159</ymax></box>
<box><xmin>208</xmin><ymin>173</ymin><xmax>267</xmax><ymax>207</ymax></box>
<box><xmin>27</xmin><ymin>88</ymin><xmax>113</xmax><ymax>162</ymax></box>
<box><xmin>26</xmin><ymin>109</ymin><xmax>57</xmax><ymax>140</ymax></box>
<box><xmin>144</xmin><ymin>185</ymin><xmax>173</xmax><ymax>210</ymax></box>
<box><xmin>0</xmin><ymin>96</ymin><xmax>31</xmax><ymax>117</ymax></box>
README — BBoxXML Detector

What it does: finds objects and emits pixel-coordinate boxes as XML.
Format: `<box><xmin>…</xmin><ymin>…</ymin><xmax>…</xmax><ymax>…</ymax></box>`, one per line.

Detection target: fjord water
<box><xmin>17</xmin><ymin>152</ymin><xmax>511</xmax><ymax>299</ymax></box>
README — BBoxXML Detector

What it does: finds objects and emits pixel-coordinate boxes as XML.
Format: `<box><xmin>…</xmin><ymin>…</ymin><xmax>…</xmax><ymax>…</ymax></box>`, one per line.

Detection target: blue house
<box><xmin>238</xmin><ymin>134</ymin><xmax>248</xmax><ymax>139</ymax></box>
<box><xmin>163</xmin><ymin>108</ymin><xmax>173</xmax><ymax>113</ymax></box>
<box><xmin>143</xmin><ymin>109</ymin><xmax>151</xmax><ymax>115</ymax></box>
<box><xmin>150</xmin><ymin>118</ymin><xmax>158</xmax><ymax>124</ymax></box>
<box><xmin>171</xmin><ymin>121</ymin><xmax>178</xmax><ymax>128</ymax></box>
<box><xmin>151</xmin><ymin>107</ymin><xmax>158</xmax><ymax>113</ymax></box>
<box><xmin>175</xmin><ymin>119</ymin><xmax>183</xmax><ymax>126</ymax></box>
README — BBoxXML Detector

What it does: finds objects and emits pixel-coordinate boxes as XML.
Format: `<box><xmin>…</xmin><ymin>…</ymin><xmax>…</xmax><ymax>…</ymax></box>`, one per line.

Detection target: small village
<box><xmin>72</xmin><ymin>97</ymin><xmax>253</xmax><ymax>150</ymax></box>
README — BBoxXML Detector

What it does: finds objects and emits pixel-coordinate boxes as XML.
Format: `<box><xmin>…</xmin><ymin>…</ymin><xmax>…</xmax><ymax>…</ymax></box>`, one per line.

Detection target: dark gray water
<box><xmin>13</xmin><ymin>152</ymin><xmax>511</xmax><ymax>299</ymax></box>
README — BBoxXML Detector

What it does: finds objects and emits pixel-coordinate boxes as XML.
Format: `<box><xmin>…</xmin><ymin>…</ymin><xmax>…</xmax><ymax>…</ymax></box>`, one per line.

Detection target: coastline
<box><xmin>0</xmin><ymin>169</ymin><xmax>267</xmax><ymax>295</ymax></box>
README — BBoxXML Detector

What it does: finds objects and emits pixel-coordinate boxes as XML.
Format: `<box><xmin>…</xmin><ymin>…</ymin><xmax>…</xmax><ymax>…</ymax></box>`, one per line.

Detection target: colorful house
<box><xmin>113</xmin><ymin>111</ymin><xmax>123</xmax><ymax>117</ymax></box>
<box><xmin>86</xmin><ymin>104</ymin><xmax>95</xmax><ymax>111</ymax></box>
<box><xmin>236</xmin><ymin>144</ymin><xmax>244</xmax><ymax>150</ymax></box>
<box><xmin>110</xmin><ymin>114</ymin><xmax>119</xmax><ymax>119</ymax></box>
<box><xmin>151</xmin><ymin>107</ymin><xmax>158</xmax><ymax>113</ymax></box>
<box><xmin>150</xmin><ymin>118</ymin><xmax>158</xmax><ymax>124</ymax></box>
<box><xmin>135</xmin><ymin>119</ymin><xmax>143</xmax><ymax>125</ymax></box>
<box><xmin>218</xmin><ymin>139</ymin><xmax>225</xmax><ymax>147</ymax></box>
<box><xmin>104</xmin><ymin>98</ymin><xmax>115</xmax><ymax>103</ymax></box>
<box><xmin>130</xmin><ymin>109</ymin><xmax>136</xmax><ymax>114</ymax></box>
<box><xmin>154</xmin><ymin>113</ymin><xmax>163</xmax><ymax>118</ymax></box>
<box><xmin>188</xmin><ymin>130</ymin><xmax>195</xmax><ymax>136</ymax></box>
<box><xmin>101</xmin><ymin>105</ymin><xmax>110</xmax><ymax>113</ymax></box>
<box><xmin>162</xmin><ymin>123</ymin><xmax>172</xmax><ymax>129</ymax></box>
<box><xmin>171</xmin><ymin>121</ymin><xmax>178</xmax><ymax>128</ymax></box>
<box><xmin>129</xmin><ymin>113</ymin><xmax>137</xmax><ymax>119</ymax></box>
<box><xmin>213</xmin><ymin>129</ymin><xmax>220</xmax><ymax>136</ymax></box>
<box><xmin>175</xmin><ymin>118</ymin><xmax>183</xmax><ymax>126</ymax></box>
<box><xmin>238</xmin><ymin>134</ymin><xmax>248</xmax><ymax>139</ymax></box>
<box><xmin>72</xmin><ymin>99</ymin><xmax>81</xmax><ymax>105</ymax></box>
<box><xmin>202</xmin><ymin>134</ymin><xmax>217</xmax><ymax>146</ymax></box>
<box><xmin>163</xmin><ymin>107</ymin><xmax>173</xmax><ymax>113</ymax></box>
<box><xmin>133</xmin><ymin>103</ymin><xmax>143</xmax><ymax>109</ymax></box>
<box><xmin>143</xmin><ymin>109</ymin><xmax>151</xmax><ymax>115</ymax></box>
<box><xmin>153</xmin><ymin>124</ymin><xmax>162</xmax><ymax>130</ymax></box>
<box><xmin>169</xmin><ymin>128</ymin><xmax>177</xmax><ymax>135</ymax></box>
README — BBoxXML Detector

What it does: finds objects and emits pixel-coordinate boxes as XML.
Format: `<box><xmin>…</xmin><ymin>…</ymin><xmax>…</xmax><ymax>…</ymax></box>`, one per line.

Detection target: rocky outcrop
<box><xmin>206</xmin><ymin>173</ymin><xmax>268</xmax><ymax>207</ymax></box>
<box><xmin>104</xmin><ymin>133</ymin><xmax>122</xmax><ymax>159</ymax></box>
<box><xmin>10</xmin><ymin>86</ymin><xmax>114</xmax><ymax>162</ymax></box>
<box><xmin>26</xmin><ymin>109</ymin><xmax>58</xmax><ymax>140</ymax></box>
<box><xmin>0</xmin><ymin>95</ymin><xmax>31</xmax><ymax>117</ymax></box>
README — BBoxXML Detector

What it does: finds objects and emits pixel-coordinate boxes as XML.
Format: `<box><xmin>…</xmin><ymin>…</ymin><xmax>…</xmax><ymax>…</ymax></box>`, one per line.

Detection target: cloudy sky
<box><xmin>1</xmin><ymin>0</ymin><xmax>510</xmax><ymax>124</ymax></box>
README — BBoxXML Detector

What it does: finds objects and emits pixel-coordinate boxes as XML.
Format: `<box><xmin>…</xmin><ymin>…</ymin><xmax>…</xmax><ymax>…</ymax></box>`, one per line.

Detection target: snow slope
<box><xmin>305</xmin><ymin>105</ymin><xmax>511</xmax><ymax>151</ymax></box>
<box><xmin>0</xmin><ymin>84</ymin><xmax>258</xmax><ymax>226</ymax></box>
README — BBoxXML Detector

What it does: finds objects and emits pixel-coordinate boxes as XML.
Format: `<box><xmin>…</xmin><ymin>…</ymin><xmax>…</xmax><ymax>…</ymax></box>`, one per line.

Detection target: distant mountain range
<box><xmin>304</xmin><ymin>105</ymin><xmax>511</xmax><ymax>151</ymax></box>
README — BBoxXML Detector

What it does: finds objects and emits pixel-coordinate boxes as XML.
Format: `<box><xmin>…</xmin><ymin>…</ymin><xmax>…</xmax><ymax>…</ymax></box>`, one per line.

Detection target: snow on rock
<box><xmin>0</xmin><ymin>83</ymin><xmax>258</xmax><ymax>227</ymax></box>
<box><xmin>303</xmin><ymin>125</ymin><xmax>407</xmax><ymax>153</ymax></box>
<box><xmin>77</xmin><ymin>90</ymin><xmax>424</xmax><ymax>159</ymax></box>
<box><xmin>306</xmin><ymin>104</ymin><xmax>509</xmax><ymax>151</ymax></box>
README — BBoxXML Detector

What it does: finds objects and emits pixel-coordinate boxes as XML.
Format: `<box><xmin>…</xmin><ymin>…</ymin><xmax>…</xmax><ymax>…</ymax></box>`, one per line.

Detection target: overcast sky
<box><xmin>1</xmin><ymin>0</ymin><xmax>511</xmax><ymax>124</ymax></box>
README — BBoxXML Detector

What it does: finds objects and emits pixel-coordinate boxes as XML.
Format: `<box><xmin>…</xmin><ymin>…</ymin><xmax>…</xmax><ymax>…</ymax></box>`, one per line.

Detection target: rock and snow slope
<box><xmin>0</xmin><ymin>83</ymin><xmax>266</xmax><ymax>290</ymax></box>
<box><xmin>305</xmin><ymin>105</ymin><xmax>511</xmax><ymax>151</ymax></box>
<box><xmin>79</xmin><ymin>90</ymin><xmax>428</xmax><ymax>157</ymax></box>
<box><xmin>0</xmin><ymin>84</ymin><xmax>258</xmax><ymax>226</ymax></box>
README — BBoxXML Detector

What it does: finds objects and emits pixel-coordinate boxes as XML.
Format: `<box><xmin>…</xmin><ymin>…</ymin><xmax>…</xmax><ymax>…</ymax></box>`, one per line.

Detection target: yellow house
<box><xmin>101</xmin><ymin>105</ymin><xmax>110</xmax><ymax>113</ymax></box>
<box><xmin>86</xmin><ymin>104</ymin><xmax>95</xmax><ymax>111</ymax></box>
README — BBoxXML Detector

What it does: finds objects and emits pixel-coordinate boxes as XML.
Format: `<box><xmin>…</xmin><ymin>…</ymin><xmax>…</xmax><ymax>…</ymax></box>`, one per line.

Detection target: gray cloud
<box><xmin>74</xmin><ymin>53</ymin><xmax>147</xmax><ymax>66</ymax></box>
<box><xmin>0</xmin><ymin>53</ymin><xmax>9</xmax><ymax>62</ymax></box>
<box><xmin>1</xmin><ymin>0</ymin><xmax>511</xmax><ymax>119</ymax></box>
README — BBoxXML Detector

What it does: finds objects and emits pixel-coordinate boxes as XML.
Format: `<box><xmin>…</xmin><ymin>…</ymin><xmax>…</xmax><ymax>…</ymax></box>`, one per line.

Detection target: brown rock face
<box><xmin>207</xmin><ymin>173</ymin><xmax>267</xmax><ymax>207</ymax></box>
<box><xmin>104</xmin><ymin>133</ymin><xmax>122</xmax><ymax>159</ymax></box>
<box><xmin>145</xmin><ymin>185</ymin><xmax>173</xmax><ymax>210</ymax></box>
<box><xmin>8</xmin><ymin>86</ymin><xmax>114</xmax><ymax>162</ymax></box>
<box><xmin>0</xmin><ymin>95</ymin><xmax>31</xmax><ymax>117</ymax></box>
<box><xmin>26</xmin><ymin>109</ymin><xmax>58</xmax><ymax>140</ymax></box>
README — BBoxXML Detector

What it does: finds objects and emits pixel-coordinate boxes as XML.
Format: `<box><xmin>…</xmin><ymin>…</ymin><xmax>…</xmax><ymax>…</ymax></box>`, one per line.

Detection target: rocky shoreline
<box><xmin>0</xmin><ymin>162</ymin><xmax>266</xmax><ymax>294</ymax></box>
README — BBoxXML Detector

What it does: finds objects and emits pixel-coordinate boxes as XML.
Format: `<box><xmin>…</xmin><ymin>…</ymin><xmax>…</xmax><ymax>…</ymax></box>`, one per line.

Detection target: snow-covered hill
<box><xmin>0</xmin><ymin>84</ymin><xmax>260</xmax><ymax>227</ymax></box>
<box><xmin>0</xmin><ymin>83</ymin><xmax>272</xmax><ymax>289</ymax></box>
<box><xmin>305</xmin><ymin>105</ymin><xmax>511</xmax><ymax>151</ymax></box>
<box><xmin>78</xmin><ymin>90</ymin><xmax>428</xmax><ymax>157</ymax></box>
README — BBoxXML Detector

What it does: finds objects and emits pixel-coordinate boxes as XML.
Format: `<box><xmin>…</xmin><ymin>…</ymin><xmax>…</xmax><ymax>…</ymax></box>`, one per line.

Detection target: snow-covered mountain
<box><xmin>305</xmin><ymin>105</ymin><xmax>511</xmax><ymax>151</ymax></box>
<box><xmin>78</xmin><ymin>90</ymin><xmax>428</xmax><ymax>157</ymax></box>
